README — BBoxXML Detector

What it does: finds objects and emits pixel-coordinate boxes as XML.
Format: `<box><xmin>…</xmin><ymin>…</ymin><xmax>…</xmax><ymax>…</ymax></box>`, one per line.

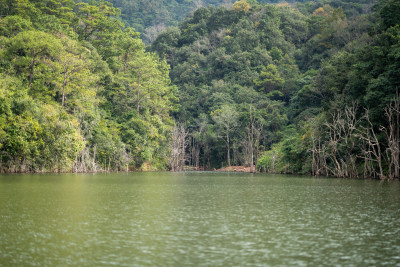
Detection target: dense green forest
<box><xmin>0</xmin><ymin>0</ymin><xmax>399</xmax><ymax>179</ymax></box>
<box><xmin>150</xmin><ymin>0</ymin><xmax>399</xmax><ymax>179</ymax></box>
<box><xmin>0</xmin><ymin>0</ymin><xmax>177</xmax><ymax>172</ymax></box>
<box><xmin>103</xmin><ymin>0</ymin><xmax>286</xmax><ymax>43</ymax></box>
<box><xmin>103</xmin><ymin>0</ymin><xmax>373</xmax><ymax>43</ymax></box>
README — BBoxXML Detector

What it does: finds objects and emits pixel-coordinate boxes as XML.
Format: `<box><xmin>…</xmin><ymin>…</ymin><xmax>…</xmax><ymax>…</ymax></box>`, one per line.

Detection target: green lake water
<box><xmin>0</xmin><ymin>172</ymin><xmax>400</xmax><ymax>266</ymax></box>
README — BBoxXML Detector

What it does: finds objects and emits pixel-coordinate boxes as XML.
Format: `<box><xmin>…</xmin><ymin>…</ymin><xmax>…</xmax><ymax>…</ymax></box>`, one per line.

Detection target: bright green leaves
<box><xmin>38</xmin><ymin>104</ymin><xmax>85</xmax><ymax>170</ymax></box>
<box><xmin>5</xmin><ymin>30</ymin><xmax>98</xmax><ymax>111</ymax></box>
<box><xmin>211</xmin><ymin>104</ymin><xmax>239</xmax><ymax>134</ymax></box>
<box><xmin>55</xmin><ymin>37</ymin><xmax>97</xmax><ymax>113</ymax></box>
<box><xmin>254</xmin><ymin>64</ymin><xmax>284</xmax><ymax>94</ymax></box>
<box><xmin>0</xmin><ymin>15</ymin><xmax>33</xmax><ymax>37</ymax></box>
<box><xmin>115</xmin><ymin>49</ymin><xmax>176</xmax><ymax>115</ymax></box>
<box><xmin>113</xmin><ymin>46</ymin><xmax>177</xmax><ymax>169</ymax></box>
<box><xmin>0</xmin><ymin>74</ymin><xmax>84</xmax><ymax>172</ymax></box>
<box><xmin>6</xmin><ymin>30</ymin><xmax>63</xmax><ymax>99</ymax></box>
<box><xmin>0</xmin><ymin>0</ymin><xmax>177</xmax><ymax>172</ymax></box>
<box><xmin>75</xmin><ymin>1</ymin><xmax>121</xmax><ymax>41</ymax></box>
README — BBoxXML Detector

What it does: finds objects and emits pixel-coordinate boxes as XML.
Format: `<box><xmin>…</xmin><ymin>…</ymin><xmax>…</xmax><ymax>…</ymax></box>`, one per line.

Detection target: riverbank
<box><xmin>182</xmin><ymin>165</ymin><xmax>254</xmax><ymax>172</ymax></box>
<box><xmin>216</xmin><ymin>166</ymin><xmax>254</xmax><ymax>173</ymax></box>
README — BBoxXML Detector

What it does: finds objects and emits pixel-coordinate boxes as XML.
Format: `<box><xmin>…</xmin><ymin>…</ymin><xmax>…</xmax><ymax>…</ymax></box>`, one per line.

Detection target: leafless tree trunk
<box><xmin>248</xmin><ymin>106</ymin><xmax>254</xmax><ymax>173</ymax></box>
<box><xmin>203</xmin><ymin>143</ymin><xmax>211</xmax><ymax>170</ymax></box>
<box><xmin>226</xmin><ymin>133</ymin><xmax>231</xmax><ymax>167</ymax></box>
<box><xmin>356</xmin><ymin>109</ymin><xmax>385</xmax><ymax>179</ymax></box>
<box><xmin>311</xmin><ymin>132</ymin><xmax>330</xmax><ymax>177</ymax></box>
<box><xmin>381</xmin><ymin>93</ymin><xmax>400</xmax><ymax>180</ymax></box>
<box><xmin>324</xmin><ymin>104</ymin><xmax>359</xmax><ymax>178</ymax></box>
<box><xmin>92</xmin><ymin>145</ymin><xmax>97</xmax><ymax>172</ymax></box>
<box><xmin>312</xmin><ymin>98</ymin><xmax>400</xmax><ymax>180</ymax></box>
<box><xmin>246</xmin><ymin>105</ymin><xmax>263</xmax><ymax>173</ymax></box>
<box><xmin>311</xmin><ymin>132</ymin><xmax>327</xmax><ymax>176</ymax></box>
<box><xmin>189</xmin><ymin>136</ymin><xmax>200</xmax><ymax>168</ymax></box>
<box><xmin>170</xmin><ymin>125</ymin><xmax>188</xmax><ymax>171</ymax></box>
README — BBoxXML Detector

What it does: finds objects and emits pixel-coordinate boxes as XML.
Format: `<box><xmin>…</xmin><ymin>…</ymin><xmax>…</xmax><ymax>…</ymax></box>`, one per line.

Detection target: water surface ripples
<box><xmin>1</xmin><ymin>172</ymin><xmax>399</xmax><ymax>266</ymax></box>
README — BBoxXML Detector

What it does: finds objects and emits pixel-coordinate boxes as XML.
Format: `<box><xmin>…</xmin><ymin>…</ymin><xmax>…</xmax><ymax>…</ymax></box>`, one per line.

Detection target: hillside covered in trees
<box><xmin>104</xmin><ymin>0</ymin><xmax>371</xmax><ymax>43</ymax></box>
<box><xmin>150</xmin><ymin>0</ymin><xmax>399</xmax><ymax>179</ymax></box>
<box><xmin>0</xmin><ymin>0</ymin><xmax>399</xmax><ymax>179</ymax></box>
<box><xmin>0</xmin><ymin>0</ymin><xmax>177</xmax><ymax>172</ymax></box>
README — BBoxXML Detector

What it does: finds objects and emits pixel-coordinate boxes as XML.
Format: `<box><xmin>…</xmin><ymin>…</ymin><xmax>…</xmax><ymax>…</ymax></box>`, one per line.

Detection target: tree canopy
<box><xmin>0</xmin><ymin>0</ymin><xmax>177</xmax><ymax>172</ymax></box>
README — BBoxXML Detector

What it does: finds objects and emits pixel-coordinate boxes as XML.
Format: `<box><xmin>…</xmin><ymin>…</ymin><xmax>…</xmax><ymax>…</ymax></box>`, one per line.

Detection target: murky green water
<box><xmin>0</xmin><ymin>172</ymin><xmax>400</xmax><ymax>266</ymax></box>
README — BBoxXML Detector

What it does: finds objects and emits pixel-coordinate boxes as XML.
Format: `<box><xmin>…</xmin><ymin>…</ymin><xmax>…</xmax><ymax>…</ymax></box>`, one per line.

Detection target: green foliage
<box><xmin>233</xmin><ymin>0</ymin><xmax>251</xmax><ymax>13</ymax></box>
<box><xmin>0</xmin><ymin>0</ymin><xmax>177</xmax><ymax>172</ymax></box>
<box><xmin>0</xmin><ymin>74</ymin><xmax>84</xmax><ymax>172</ymax></box>
<box><xmin>254</xmin><ymin>64</ymin><xmax>284</xmax><ymax>94</ymax></box>
<box><xmin>256</xmin><ymin>144</ymin><xmax>283</xmax><ymax>173</ymax></box>
<box><xmin>377</xmin><ymin>0</ymin><xmax>400</xmax><ymax>30</ymax></box>
<box><xmin>149</xmin><ymin>2</ymin><xmax>304</xmax><ymax>167</ymax></box>
<box><xmin>148</xmin><ymin>0</ymin><xmax>397</xmax><ymax>177</ymax></box>
<box><xmin>0</xmin><ymin>15</ymin><xmax>33</xmax><ymax>37</ymax></box>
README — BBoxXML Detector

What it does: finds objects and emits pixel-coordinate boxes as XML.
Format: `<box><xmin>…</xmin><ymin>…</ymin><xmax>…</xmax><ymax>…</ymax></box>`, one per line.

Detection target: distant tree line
<box><xmin>100</xmin><ymin>0</ymin><xmax>367</xmax><ymax>43</ymax></box>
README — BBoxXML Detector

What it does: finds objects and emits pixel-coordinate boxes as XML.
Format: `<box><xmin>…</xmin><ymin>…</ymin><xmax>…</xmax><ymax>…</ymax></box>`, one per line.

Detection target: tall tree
<box><xmin>211</xmin><ymin>104</ymin><xmax>239</xmax><ymax>166</ymax></box>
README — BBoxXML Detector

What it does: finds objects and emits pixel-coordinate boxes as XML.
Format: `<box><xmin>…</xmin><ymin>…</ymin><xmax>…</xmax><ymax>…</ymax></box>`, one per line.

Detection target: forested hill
<box><xmin>103</xmin><ymin>0</ymin><xmax>374</xmax><ymax>43</ymax></box>
<box><xmin>150</xmin><ymin>0</ymin><xmax>400</xmax><ymax>179</ymax></box>
<box><xmin>0</xmin><ymin>0</ymin><xmax>177</xmax><ymax>172</ymax></box>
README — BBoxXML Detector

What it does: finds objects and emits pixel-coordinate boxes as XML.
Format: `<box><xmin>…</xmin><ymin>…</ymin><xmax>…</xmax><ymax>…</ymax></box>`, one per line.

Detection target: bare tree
<box><xmin>170</xmin><ymin>125</ymin><xmax>188</xmax><ymax>172</ymax></box>
<box><xmin>144</xmin><ymin>23</ymin><xmax>166</xmax><ymax>43</ymax></box>
<box><xmin>381</xmin><ymin>93</ymin><xmax>400</xmax><ymax>180</ymax></box>
<box><xmin>193</xmin><ymin>0</ymin><xmax>205</xmax><ymax>10</ymax></box>
<box><xmin>246</xmin><ymin>105</ymin><xmax>263</xmax><ymax>173</ymax></box>
<box><xmin>190</xmin><ymin>135</ymin><xmax>200</xmax><ymax>168</ymax></box>
<box><xmin>311</xmin><ymin>131</ymin><xmax>328</xmax><ymax>176</ymax></box>
<box><xmin>356</xmin><ymin>109</ymin><xmax>385</xmax><ymax>179</ymax></box>
<box><xmin>310</xmin><ymin>97</ymin><xmax>400</xmax><ymax>180</ymax></box>
<box><xmin>324</xmin><ymin>104</ymin><xmax>360</xmax><ymax>178</ymax></box>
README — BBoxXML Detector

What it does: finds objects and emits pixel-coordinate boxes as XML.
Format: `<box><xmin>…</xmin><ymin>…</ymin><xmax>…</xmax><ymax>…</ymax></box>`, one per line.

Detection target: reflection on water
<box><xmin>1</xmin><ymin>172</ymin><xmax>400</xmax><ymax>266</ymax></box>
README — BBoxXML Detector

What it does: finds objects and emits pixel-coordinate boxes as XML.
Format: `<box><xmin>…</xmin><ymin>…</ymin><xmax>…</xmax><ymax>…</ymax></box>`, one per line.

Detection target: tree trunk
<box><xmin>62</xmin><ymin>70</ymin><xmax>67</xmax><ymax>106</ymax></box>
<box><xmin>393</xmin><ymin>94</ymin><xmax>399</xmax><ymax>179</ymax></box>
<box><xmin>227</xmin><ymin>133</ymin><xmax>230</xmax><ymax>167</ymax></box>
<box><xmin>170</xmin><ymin>125</ymin><xmax>188</xmax><ymax>171</ymax></box>
<box><xmin>28</xmin><ymin>58</ymin><xmax>36</xmax><ymax>88</ymax></box>
<box><xmin>93</xmin><ymin>145</ymin><xmax>97</xmax><ymax>172</ymax></box>
<box><xmin>249</xmin><ymin>105</ymin><xmax>254</xmax><ymax>173</ymax></box>
<box><xmin>383</xmin><ymin>94</ymin><xmax>400</xmax><ymax>180</ymax></box>
<box><xmin>136</xmin><ymin>76</ymin><xmax>141</xmax><ymax>115</ymax></box>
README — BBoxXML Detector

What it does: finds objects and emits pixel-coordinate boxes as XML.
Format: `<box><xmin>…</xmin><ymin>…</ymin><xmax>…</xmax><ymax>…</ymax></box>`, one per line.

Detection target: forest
<box><xmin>0</xmin><ymin>0</ymin><xmax>399</xmax><ymax>179</ymax></box>
<box><xmin>0</xmin><ymin>0</ymin><xmax>178</xmax><ymax>172</ymax></box>
<box><xmin>150</xmin><ymin>0</ymin><xmax>400</xmax><ymax>179</ymax></box>
<box><xmin>103</xmin><ymin>0</ymin><xmax>368</xmax><ymax>43</ymax></box>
